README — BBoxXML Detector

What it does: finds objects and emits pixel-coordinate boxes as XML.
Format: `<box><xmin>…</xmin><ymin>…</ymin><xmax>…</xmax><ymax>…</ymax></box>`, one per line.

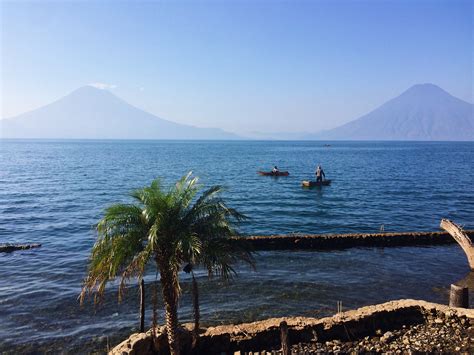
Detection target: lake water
<box><xmin>0</xmin><ymin>140</ymin><xmax>473</xmax><ymax>353</ymax></box>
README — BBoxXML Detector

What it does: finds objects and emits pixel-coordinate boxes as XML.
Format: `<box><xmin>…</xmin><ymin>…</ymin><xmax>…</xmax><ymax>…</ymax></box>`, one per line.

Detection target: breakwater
<box><xmin>0</xmin><ymin>243</ymin><xmax>41</xmax><ymax>253</ymax></box>
<box><xmin>241</xmin><ymin>230</ymin><xmax>474</xmax><ymax>250</ymax></box>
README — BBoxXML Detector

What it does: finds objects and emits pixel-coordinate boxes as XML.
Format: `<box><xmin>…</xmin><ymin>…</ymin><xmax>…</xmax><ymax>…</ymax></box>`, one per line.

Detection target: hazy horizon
<box><xmin>1</xmin><ymin>0</ymin><xmax>472</xmax><ymax>136</ymax></box>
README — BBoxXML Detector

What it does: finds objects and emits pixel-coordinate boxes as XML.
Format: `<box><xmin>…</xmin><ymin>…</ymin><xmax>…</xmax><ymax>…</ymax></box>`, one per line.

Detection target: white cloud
<box><xmin>88</xmin><ymin>82</ymin><xmax>117</xmax><ymax>90</ymax></box>
<box><xmin>139</xmin><ymin>87</ymin><xmax>145</xmax><ymax>92</ymax></box>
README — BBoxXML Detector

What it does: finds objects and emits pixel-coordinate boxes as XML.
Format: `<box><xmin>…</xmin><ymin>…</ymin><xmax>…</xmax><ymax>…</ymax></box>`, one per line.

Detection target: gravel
<box><xmin>290</xmin><ymin>311</ymin><xmax>473</xmax><ymax>354</ymax></box>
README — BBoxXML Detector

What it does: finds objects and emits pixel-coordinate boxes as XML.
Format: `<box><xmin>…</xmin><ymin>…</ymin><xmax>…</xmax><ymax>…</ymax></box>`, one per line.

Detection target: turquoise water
<box><xmin>0</xmin><ymin>140</ymin><xmax>473</xmax><ymax>352</ymax></box>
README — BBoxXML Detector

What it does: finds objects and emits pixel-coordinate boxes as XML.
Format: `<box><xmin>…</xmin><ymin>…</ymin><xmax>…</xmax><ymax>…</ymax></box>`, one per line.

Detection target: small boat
<box><xmin>258</xmin><ymin>171</ymin><xmax>290</xmax><ymax>176</ymax></box>
<box><xmin>301</xmin><ymin>180</ymin><xmax>331</xmax><ymax>187</ymax></box>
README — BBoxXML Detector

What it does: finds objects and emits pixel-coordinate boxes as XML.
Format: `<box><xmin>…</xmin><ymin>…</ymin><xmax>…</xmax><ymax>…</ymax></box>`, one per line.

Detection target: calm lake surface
<box><xmin>0</xmin><ymin>140</ymin><xmax>473</xmax><ymax>353</ymax></box>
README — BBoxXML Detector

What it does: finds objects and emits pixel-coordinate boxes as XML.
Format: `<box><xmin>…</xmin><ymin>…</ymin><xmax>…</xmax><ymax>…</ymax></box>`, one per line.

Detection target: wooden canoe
<box><xmin>301</xmin><ymin>180</ymin><xmax>331</xmax><ymax>187</ymax></box>
<box><xmin>258</xmin><ymin>171</ymin><xmax>290</xmax><ymax>176</ymax></box>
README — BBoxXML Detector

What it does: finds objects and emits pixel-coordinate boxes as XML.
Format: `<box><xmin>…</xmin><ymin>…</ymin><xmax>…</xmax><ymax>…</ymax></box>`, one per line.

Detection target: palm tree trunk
<box><xmin>159</xmin><ymin>263</ymin><xmax>180</xmax><ymax>355</ymax></box>
<box><xmin>191</xmin><ymin>271</ymin><xmax>200</xmax><ymax>349</ymax></box>
<box><xmin>152</xmin><ymin>277</ymin><xmax>158</xmax><ymax>340</ymax></box>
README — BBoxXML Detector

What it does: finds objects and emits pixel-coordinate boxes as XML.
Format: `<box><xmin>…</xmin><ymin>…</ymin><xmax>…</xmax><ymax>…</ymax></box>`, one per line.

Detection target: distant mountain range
<box><xmin>0</xmin><ymin>86</ymin><xmax>240</xmax><ymax>140</ymax></box>
<box><xmin>308</xmin><ymin>84</ymin><xmax>474</xmax><ymax>141</ymax></box>
<box><xmin>1</xmin><ymin>83</ymin><xmax>473</xmax><ymax>140</ymax></box>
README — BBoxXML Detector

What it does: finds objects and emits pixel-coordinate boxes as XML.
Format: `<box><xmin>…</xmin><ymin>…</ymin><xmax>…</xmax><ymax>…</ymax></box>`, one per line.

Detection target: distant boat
<box><xmin>302</xmin><ymin>180</ymin><xmax>331</xmax><ymax>187</ymax></box>
<box><xmin>258</xmin><ymin>171</ymin><xmax>290</xmax><ymax>176</ymax></box>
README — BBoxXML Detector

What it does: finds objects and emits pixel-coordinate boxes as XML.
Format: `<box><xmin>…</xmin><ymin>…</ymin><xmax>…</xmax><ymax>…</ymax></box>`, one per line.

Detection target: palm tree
<box><xmin>80</xmin><ymin>173</ymin><xmax>254</xmax><ymax>355</ymax></box>
<box><xmin>183</xmin><ymin>216</ymin><xmax>256</xmax><ymax>349</ymax></box>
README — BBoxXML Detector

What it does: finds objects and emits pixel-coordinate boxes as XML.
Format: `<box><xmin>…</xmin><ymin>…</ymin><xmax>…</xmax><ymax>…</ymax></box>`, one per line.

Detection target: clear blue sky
<box><xmin>1</xmin><ymin>0</ymin><xmax>472</xmax><ymax>134</ymax></box>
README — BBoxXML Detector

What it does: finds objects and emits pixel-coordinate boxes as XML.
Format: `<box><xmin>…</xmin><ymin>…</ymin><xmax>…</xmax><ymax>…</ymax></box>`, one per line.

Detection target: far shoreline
<box><xmin>1</xmin><ymin>138</ymin><xmax>474</xmax><ymax>142</ymax></box>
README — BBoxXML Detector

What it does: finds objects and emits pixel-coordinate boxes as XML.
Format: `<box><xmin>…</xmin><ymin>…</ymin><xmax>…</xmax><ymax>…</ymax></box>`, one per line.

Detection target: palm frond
<box><xmin>118</xmin><ymin>243</ymin><xmax>154</xmax><ymax>300</ymax></box>
<box><xmin>177</xmin><ymin>233</ymin><xmax>202</xmax><ymax>264</ymax></box>
<box><xmin>182</xmin><ymin>184</ymin><xmax>255</xmax><ymax>280</ymax></box>
<box><xmin>80</xmin><ymin>203</ymin><xmax>148</xmax><ymax>304</ymax></box>
<box><xmin>200</xmin><ymin>237</ymin><xmax>255</xmax><ymax>280</ymax></box>
<box><xmin>97</xmin><ymin>204</ymin><xmax>147</xmax><ymax>237</ymax></box>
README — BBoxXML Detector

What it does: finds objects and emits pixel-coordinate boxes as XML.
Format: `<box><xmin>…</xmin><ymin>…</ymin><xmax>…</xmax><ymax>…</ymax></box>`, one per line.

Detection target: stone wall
<box><xmin>241</xmin><ymin>231</ymin><xmax>474</xmax><ymax>250</ymax></box>
<box><xmin>110</xmin><ymin>299</ymin><xmax>474</xmax><ymax>355</ymax></box>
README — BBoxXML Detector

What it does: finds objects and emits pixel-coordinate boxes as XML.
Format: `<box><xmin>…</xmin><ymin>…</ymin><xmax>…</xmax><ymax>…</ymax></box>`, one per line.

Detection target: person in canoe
<box><xmin>315</xmin><ymin>165</ymin><xmax>325</xmax><ymax>183</ymax></box>
<box><xmin>272</xmin><ymin>166</ymin><xmax>279</xmax><ymax>174</ymax></box>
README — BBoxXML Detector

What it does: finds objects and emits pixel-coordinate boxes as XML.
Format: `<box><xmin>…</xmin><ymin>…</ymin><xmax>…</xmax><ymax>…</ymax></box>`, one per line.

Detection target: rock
<box><xmin>381</xmin><ymin>331</ymin><xmax>394</xmax><ymax>343</ymax></box>
<box><xmin>434</xmin><ymin>318</ymin><xmax>444</xmax><ymax>324</ymax></box>
<box><xmin>0</xmin><ymin>243</ymin><xmax>41</xmax><ymax>253</ymax></box>
<box><xmin>444</xmin><ymin>310</ymin><xmax>454</xmax><ymax>318</ymax></box>
<box><xmin>128</xmin><ymin>333</ymin><xmax>152</xmax><ymax>355</ymax></box>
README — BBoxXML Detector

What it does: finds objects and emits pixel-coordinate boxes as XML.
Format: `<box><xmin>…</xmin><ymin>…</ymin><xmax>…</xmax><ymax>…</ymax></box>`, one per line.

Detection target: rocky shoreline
<box><xmin>292</xmin><ymin>311</ymin><xmax>472</xmax><ymax>353</ymax></box>
<box><xmin>111</xmin><ymin>299</ymin><xmax>474</xmax><ymax>354</ymax></box>
<box><xmin>0</xmin><ymin>243</ymin><xmax>41</xmax><ymax>253</ymax></box>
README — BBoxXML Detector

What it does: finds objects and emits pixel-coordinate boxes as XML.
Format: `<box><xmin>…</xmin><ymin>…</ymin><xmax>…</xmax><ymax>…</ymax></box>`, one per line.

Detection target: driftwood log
<box><xmin>0</xmin><ymin>243</ymin><xmax>41</xmax><ymax>253</ymax></box>
<box><xmin>279</xmin><ymin>321</ymin><xmax>290</xmax><ymax>355</ymax></box>
<box><xmin>140</xmin><ymin>279</ymin><xmax>145</xmax><ymax>333</ymax></box>
<box><xmin>440</xmin><ymin>219</ymin><xmax>474</xmax><ymax>270</ymax></box>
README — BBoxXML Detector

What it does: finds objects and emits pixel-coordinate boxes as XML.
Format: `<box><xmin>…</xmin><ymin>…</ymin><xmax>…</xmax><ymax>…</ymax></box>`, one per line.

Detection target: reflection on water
<box><xmin>0</xmin><ymin>140</ymin><xmax>473</xmax><ymax>352</ymax></box>
<box><xmin>1</xmin><ymin>246</ymin><xmax>472</xmax><ymax>353</ymax></box>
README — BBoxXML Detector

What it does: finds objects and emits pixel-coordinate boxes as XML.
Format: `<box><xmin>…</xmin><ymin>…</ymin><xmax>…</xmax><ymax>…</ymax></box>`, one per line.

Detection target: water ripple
<box><xmin>0</xmin><ymin>140</ymin><xmax>473</xmax><ymax>352</ymax></box>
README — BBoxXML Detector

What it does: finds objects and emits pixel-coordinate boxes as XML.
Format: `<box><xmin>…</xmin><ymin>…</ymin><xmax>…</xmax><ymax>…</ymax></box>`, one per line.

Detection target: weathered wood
<box><xmin>258</xmin><ymin>171</ymin><xmax>290</xmax><ymax>176</ymax></box>
<box><xmin>0</xmin><ymin>243</ymin><xmax>41</xmax><ymax>253</ymax></box>
<box><xmin>140</xmin><ymin>279</ymin><xmax>145</xmax><ymax>332</ymax></box>
<box><xmin>449</xmin><ymin>284</ymin><xmax>469</xmax><ymax>308</ymax></box>
<box><xmin>301</xmin><ymin>180</ymin><xmax>331</xmax><ymax>187</ymax></box>
<box><xmin>455</xmin><ymin>271</ymin><xmax>474</xmax><ymax>289</ymax></box>
<box><xmin>279</xmin><ymin>321</ymin><xmax>290</xmax><ymax>355</ymax></box>
<box><xmin>440</xmin><ymin>219</ymin><xmax>474</xmax><ymax>270</ymax></box>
